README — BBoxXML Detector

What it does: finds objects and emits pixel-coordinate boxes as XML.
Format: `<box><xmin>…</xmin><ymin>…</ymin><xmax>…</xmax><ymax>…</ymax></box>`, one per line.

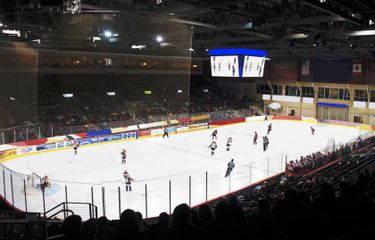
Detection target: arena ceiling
<box><xmin>1</xmin><ymin>0</ymin><xmax>375</xmax><ymax>59</ymax></box>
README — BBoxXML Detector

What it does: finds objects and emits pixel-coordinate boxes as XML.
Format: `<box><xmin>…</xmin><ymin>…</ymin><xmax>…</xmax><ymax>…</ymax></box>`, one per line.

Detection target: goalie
<box><xmin>41</xmin><ymin>175</ymin><xmax>51</xmax><ymax>192</ymax></box>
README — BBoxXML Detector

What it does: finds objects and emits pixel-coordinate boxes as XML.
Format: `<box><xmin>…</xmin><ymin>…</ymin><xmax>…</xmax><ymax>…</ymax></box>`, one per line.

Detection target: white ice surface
<box><xmin>2</xmin><ymin>120</ymin><xmax>363</xmax><ymax>219</ymax></box>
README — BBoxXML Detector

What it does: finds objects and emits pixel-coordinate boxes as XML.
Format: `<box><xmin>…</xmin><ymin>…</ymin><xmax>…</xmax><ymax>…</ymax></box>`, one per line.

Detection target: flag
<box><xmin>352</xmin><ymin>60</ymin><xmax>362</xmax><ymax>77</ymax></box>
<box><xmin>301</xmin><ymin>60</ymin><xmax>310</xmax><ymax>75</ymax></box>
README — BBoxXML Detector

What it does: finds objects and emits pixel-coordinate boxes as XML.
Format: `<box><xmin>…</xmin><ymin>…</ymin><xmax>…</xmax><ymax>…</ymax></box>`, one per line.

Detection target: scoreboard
<box><xmin>242</xmin><ymin>55</ymin><xmax>266</xmax><ymax>77</ymax></box>
<box><xmin>210</xmin><ymin>56</ymin><xmax>239</xmax><ymax>77</ymax></box>
<box><xmin>208</xmin><ymin>48</ymin><xmax>267</xmax><ymax>78</ymax></box>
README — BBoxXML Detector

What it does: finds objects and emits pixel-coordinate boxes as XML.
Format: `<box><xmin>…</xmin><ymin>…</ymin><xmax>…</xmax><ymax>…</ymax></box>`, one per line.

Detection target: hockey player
<box><xmin>225</xmin><ymin>159</ymin><xmax>235</xmax><ymax>177</ymax></box>
<box><xmin>209</xmin><ymin>140</ymin><xmax>217</xmax><ymax>156</ymax></box>
<box><xmin>121</xmin><ymin>149</ymin><xmax>127</xmax><ymax>164</ymax></box>
<box><xmin>267</xmin><ymin>123</ymin><xmax>272</xmax><ymax>135</ymax></box>
<box><xmin>123</xmin><ymin>170</ymin><xmax>134</xmax><ymax>192</ymax></box>
<box><xmin>73</xmin><ymin>140</ymin><xmax>79</xmax><ymax>155</ymax></box>
<box><xmin>41</xmin><ymin>175</ymin><xmax>51</xmax><ymax>192</ymax></box>
<box><xmin>42</xmin><ymin>175</ymin><xmax>51</xmax><ymax>187</ymax></box>
<box><xmin>253</xmin><ymin>131</ymin><xmax>258</xmax><ymax>145</ymax></box>
<box><xmin>310</xmin><ymin>126</ymin><xmax>315</xmax><ymax>135</ymax></box>
<box><xmin>211</xmin><ymin>129</ymin><xmax>218</xmax><ymax>140</ymax></box>
<box><xmin>163</xmin><ymin>127</ymin><xmax>169</xmax><ymax>138</ymax></box>
<box><xmin>226</xmin><ymin>137</ymin><xmax>233</xmax><ymax>151</ymax></box>
<box><xmin>263</xmin><ymin>136</ymin><xmax>269</xmax><ymax>151</ymax></box>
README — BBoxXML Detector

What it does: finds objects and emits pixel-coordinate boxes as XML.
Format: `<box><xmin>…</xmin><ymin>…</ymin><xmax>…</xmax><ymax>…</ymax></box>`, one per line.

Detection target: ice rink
<box><xmin>2</xmin><ymin>120</ymin><xmax>364</xmax><ymax>219</ymax></box>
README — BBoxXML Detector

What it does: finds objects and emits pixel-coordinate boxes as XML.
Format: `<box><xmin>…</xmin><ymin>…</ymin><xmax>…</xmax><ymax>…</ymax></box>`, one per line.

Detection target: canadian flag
<box><xmin>352</xmin><ymin>60</ymin><xmax>362</xmax><ymax>76</ymax></box>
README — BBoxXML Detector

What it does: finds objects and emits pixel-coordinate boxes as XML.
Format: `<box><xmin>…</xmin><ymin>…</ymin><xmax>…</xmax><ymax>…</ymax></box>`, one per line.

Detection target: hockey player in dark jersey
<box><xmin>267</xmin><ymin>123</ymin><xmax>272</xmax><ymax>135</ymax></box>
<box><xmin>225</xmin><ymin>159</ymin><xmax>235</xmax><ymax>177</ymax></box>
<box><xmin>310</xmin><ymin>126</ymin><xmax>315</xmax><ymax>135</ymax></box>
<box><xmin>211</xmin><ymin>129</ymin><xmax>218</xmax><ymax>140</ymax></box>
<box><xmin>226</xmin><ymin>137</ymin><xmax>233</xmax><ymax>151</ymax></box>
<box><xmin>121</xmin><ymin>149</ymin><xmax>127</xmax><ymax>164</ymax></box>
<box><xmin>263</xmin><ymin>136</ymin><xmax>269</xmax><ymax>151</ymax></box>
<box><xmin>209</xmin><ymin>140</ymin><xmax>217</xmax><ymax>156</ymax></box>
<box><xmin>253</xmin><ymin>131</ymin><xmax>258</xmax><ymax>145</ymax></box>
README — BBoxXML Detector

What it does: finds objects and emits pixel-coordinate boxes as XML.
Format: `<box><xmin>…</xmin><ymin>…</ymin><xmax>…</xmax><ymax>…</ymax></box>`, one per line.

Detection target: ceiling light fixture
<box><xmin>104</xmin><ymin>31</ymin><xmax>112</xmax><ymax>38</ymax></box>
<box><xmin>348</xmin><ymin>30</ymin><xmax>375</xmax><ymax>36</ymax></box>
<box><xmin>156</xmin><ymin>35</ymin><xmax>163</xmax><ymax>42</ymax></box>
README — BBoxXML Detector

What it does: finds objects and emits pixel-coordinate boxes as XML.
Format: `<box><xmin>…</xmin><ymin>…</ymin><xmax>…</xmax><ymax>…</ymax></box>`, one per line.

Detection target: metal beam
<box><xmin>301</xmin><ymin>0</ymin><xmax>363</xmax><ymax>26</ymax></box>
<box><xmin>263</xmin><ymin>15</ymin><xmax>346</xmax><ymax>28</ymax></box>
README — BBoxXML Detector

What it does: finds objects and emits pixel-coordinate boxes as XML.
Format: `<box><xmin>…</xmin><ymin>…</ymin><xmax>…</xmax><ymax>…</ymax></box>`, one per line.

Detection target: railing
<box><xmin>44</xmin><ymin>202</ymin><xmax>98</xmax><ymax>220</ymax></box>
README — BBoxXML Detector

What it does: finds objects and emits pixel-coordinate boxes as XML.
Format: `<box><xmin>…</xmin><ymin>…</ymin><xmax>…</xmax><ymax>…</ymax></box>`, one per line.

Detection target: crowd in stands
<box><xmin>189</xmin><ymin>80</ymin><xmax>249</xmax><ymax>114</ymax></box>
<box><xmin>1</xmin><ymin>77</ymin><xmax>256</xmax><ymax>143</ymax></box>
<box><xmin>43</xmin><ymin>137</ymin><xmax>375</xmax><ymax>240</ymax></box>
<box><xmin>286</xmin><ymin>136</ymin><xmax>367</xmax><ymax>175</ymax></box>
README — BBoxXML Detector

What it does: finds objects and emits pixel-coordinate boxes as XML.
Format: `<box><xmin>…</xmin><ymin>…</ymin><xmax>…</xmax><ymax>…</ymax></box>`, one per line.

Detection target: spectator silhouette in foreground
<box><xmin>63</xmin><ymin>215</ymin><xmax>83</xmax><ymax>240</ymax></box>
<box><xmin>82</xmin><ymin>218</ymin><xmax>96</xmax><ymax>240</ymax></box>
<box><xmin>149</xmin><ymin>212</ymin><xmax>170</xmax><ymax>240</ymax></box>
<box><xmin>161</xmin><ymin>203</ymin><xmax>198</xmax><ymax>240</ymax></box>
<box><xmin>197</xmin><ymin>204</ymin><xmax>216</xmax><ymax>239</ymax></box>
<box><xmin>213</xmin><ymin>200</ymin><xmax>242</xmax><ymax>239</ymax></box>
<box><xmin>116</xmin><ymin>209</ymin><xmax>145</xmax><ymax>240</ymax></box>
<box><xmin>95</xmin><ymin>216</ymin><xmax>116</xmax><ymax>240</ymax></box>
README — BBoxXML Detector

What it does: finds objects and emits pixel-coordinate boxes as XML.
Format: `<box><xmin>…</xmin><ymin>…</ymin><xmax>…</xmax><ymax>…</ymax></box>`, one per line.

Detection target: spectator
<box><xmin>135</xmin><ymin>211</ymin><xmax>150</xmax><ymax>237</ymax></box>
<box><xmin>63</xmin><ymin>215</ymin><xmax>83</xmax><ymax>240</ymax></box>
<box><xmin>227</xmin><ymin>194</ymin><xmax>246</xmax><ymax>226</ymax></box>
<box><xmin>82</xmin><ymin>218</ymin><xmax>96</xmax><ymax>240</ymax></box>
<box><xmin>116</xmin><ymin>209</ymin><xmax>144</xmax><ymax>240</ymax></box>
<box><xmin>212</xmin><ymin>200</ymin><xmax>243</xmax><ymax>239</ymax></box>
<box><xmin>197</xmin><ymin>204</ymin><xmax>215</xmax><ymax>239</ymax></box>
<box><xmin>149</xmin><ymin>212</ymin><xmax>170</xmax><ymax>240</ymax></box>
<box><xmin>95</xmin><ymin>216</ymin><xmax>116</xmax><ymax>240</ymax></box>
<box><xmin>161</xmin><ymin>203</ymin><xmax>198</xmax><ymax>240</ymax></box>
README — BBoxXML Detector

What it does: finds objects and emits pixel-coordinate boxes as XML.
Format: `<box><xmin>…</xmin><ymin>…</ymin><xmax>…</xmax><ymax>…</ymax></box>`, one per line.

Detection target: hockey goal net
<box><xmin>23</xmin><ymin>172</ymin><xmax>42</xmax><ymax>195</ymax></box>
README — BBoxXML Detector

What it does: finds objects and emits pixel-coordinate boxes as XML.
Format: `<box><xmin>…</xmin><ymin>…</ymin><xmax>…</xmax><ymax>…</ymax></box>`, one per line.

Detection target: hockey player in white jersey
<box><xmin>73</xmin><ymin>140</ymin><xmax>79</xmax><ymax>155</ymax></box>
<box><xmin>209</xmin><ymin>140</ymin><xmax>217</xmax><ymax>156</ymax></box>
<box><xmin>123</xmin><ymin>170</ymin><xmax>134</xmax><ymax>191</ymax></box>
<box><xmin>226</xmin><ymin>137</ymin><xmax>233</xmax><ymax>151</ymax></box>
